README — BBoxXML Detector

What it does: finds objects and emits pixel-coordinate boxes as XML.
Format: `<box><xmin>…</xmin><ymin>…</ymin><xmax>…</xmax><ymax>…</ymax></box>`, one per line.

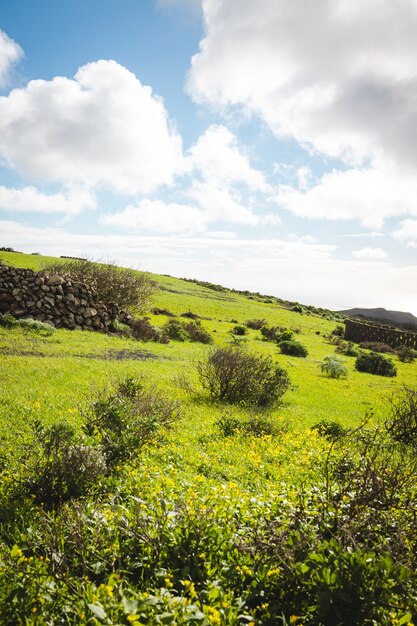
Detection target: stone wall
<box><xmin>0</xmin><ymin>264</ymin><xmax>118</xmax><ymax>332</ymax></box>
<box><xmin>345</xmin><ymin>318</ymin><xmax>417</xmax><ymax>349</ymax></box>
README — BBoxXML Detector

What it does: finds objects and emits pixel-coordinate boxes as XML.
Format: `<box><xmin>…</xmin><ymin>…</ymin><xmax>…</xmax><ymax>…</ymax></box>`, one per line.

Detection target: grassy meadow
<box><xmin>0</xmin><ymin>251</ymin><xmax>416</xmax><ymax>625</ymax></box>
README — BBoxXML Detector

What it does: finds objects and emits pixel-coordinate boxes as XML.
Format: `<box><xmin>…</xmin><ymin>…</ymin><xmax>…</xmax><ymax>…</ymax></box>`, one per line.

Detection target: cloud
<box><xmin>351</xmin><ymin>246</ymin><xmax>387</xmax><ymax>259</ymax></box>
<box><xmin>102</xmin><ymin>199</ymin><xmax>206</xmax><ymax>234</ymax></box>
<box><xmin>0</xmin><ymin>30</ymin><xmax>23</xmax><ymax>86</ymax></box>
<box><xmin>189</xmin><ymin>0</ymin><xmax>417</xmax><ymax>168</ymax></box>
<box><xmin>188</xmin><ymin>124</ymin><xmax>268</xmax><ymax>191</ymax></box>
<box><xmin>274</xmin><ymin>166</ymin><xmax>417</xmax><ymax>228</ymax></box>
<box><xmin>393</xmin><ymin>219</ymin><xmax>417</xmax><ymax>248</ymax></box>
<box><xmin>188</xmin><ymin>181</ymin><xmax>258</xmax><ymax>225</ymax></box>
<box><xmin>0</xmin><ymin>186</ymin><xmax>95</xmax><ymax>215</ymax></box>
<box><xmin>0</xmin><ymin>60</ymin><xmax>183</xmax><ymax>194</ymax></box>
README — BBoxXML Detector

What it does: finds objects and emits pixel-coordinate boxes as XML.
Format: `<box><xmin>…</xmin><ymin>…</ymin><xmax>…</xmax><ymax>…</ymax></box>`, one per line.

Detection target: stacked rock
<box><xmin>0</xmin><ymin>265</ymin><xmax>118</xmax><ymax>332</ymax></box>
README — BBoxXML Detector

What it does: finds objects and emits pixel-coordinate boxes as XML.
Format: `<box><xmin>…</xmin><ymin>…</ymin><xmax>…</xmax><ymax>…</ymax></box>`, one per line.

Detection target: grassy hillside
<box><xmin>0</xmin><ymin>251</ymin><xmax>416</xmax><ymax>624</ymax></box>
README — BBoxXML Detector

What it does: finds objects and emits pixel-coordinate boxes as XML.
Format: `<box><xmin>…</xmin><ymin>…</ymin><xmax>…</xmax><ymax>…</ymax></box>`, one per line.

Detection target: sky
<box><xmin>0</xmin><ymin>0</ymin><xmax>417</xmax><ymax>314</ymax></box>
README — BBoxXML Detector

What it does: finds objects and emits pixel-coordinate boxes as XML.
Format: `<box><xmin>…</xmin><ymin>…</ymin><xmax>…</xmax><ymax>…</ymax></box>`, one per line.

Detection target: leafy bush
<box><xmin>385</xmin><ymin>387</ymin><xmax>417</xmax><ymax>447</ymax></box>
<box><xmin>42</xmin><ymin>259</ymin><xmax>156</xmax><ymax>312</ymax></box>
<box><xmin>83</xmin><ymin>378</ymin><xmax>180</xmax><ymax>465</ymax></box>
<box><xmin>359</xmin><ymin>341</ymin><xmax>395</xmax><ymax>354</ymax></box>
<box><xmin>231</xmin><ymin>325</ymin><xmax>247</xmax><ymax>336</ymax></box>
<box><xmin>130</xmin><ymin>317</ymin><xmax>169</xmax><ymax>343</ymax></box>
<box><xmin>319</xmin><ymin>356</ymin><xmax>348</xmax><ymax>378</ymax></box>
<box><xmin>260</xmin><ymin>325</ymin><xmax>293</xmax><ymax>343</ymax></box>
<box><xmin>336</xmin><ymin>340</ymin><xmax>359</xmax><ymax>357</ymax></box>
<box><xmin>184</xmin><ymin>320</ymin><xmax>213</xmax><ymax>344</ymax></box>
<box><xmin>312</xmin><ymin>419</ymin><xmax>348</xmax><ymax>441</ymax></box>
<box><xmin>163</xmin><ymin>319</ymin><xmax>189</xmax><ymax>341</ymax></box>
<box><xmin>355</xmin><ymin>352</ymin><xmax>397</xmax><ymax>377</ymax></box>
<box><xmin>245</xmin><ymin>318</ymin><xmax>266</xmax><ymax>330</ymax></box>
<box><xmin>331</xmin><ymin>324</ymin><xmax>345</xmax><ymax>337</ymax></box>
<box><xmin>397</xmin><ymin>345</ymin><xmax>417</xmax><ymax>363</ymax></box>
<box><xmin>23</xmin><ymin>421</ymin><xmax>106</xmax><ymax>508</ymax></box>
<box><xmin>197</xmin><ymin>346</ymin><xmax>290</xmax><ymax>407</ymax></box>
<box><xmin>215</xmin><ymin>412</ymin><xmax>288</xmax><ymax>437</ymax></box>
<box><xmin>279</xmin><ymin>340</ymin><xmax>308</xmax><ymax>357</ymax></box>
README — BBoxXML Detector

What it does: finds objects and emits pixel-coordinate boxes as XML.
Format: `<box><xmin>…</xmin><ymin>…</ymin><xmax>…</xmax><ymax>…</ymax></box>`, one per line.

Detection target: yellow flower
<box><xmin>290</xmin><ymin>616</ymin><xmax>298</xmax><ymax>623</ymax></box>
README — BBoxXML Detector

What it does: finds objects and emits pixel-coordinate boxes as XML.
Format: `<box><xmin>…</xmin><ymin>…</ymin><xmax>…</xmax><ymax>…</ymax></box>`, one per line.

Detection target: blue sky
<box><xmin>1</xmin><ymin>0</ymin><xmax>417</xmax><ymax>314</ymax></box>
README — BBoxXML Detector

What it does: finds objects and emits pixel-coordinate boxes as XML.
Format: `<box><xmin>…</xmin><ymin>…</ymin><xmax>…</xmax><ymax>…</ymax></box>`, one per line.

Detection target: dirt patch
<box><xmin>86</xmin><ymin>349</ymin><xmax>160</xmax><ymax>361</ymax></box>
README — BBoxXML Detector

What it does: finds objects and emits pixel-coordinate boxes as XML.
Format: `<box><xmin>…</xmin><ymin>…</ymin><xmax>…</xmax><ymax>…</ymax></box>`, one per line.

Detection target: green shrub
<box><xmin>231</xmin><ymin>325</ymin><xmax>247</xmax><ymax>336</ymax></box>
<box><xmin>163</xmin><ymin>319</ymin><xmax>189</xmax><ymax>341</ymax></box>
<box><xmin>184</xmin><ymin>320</ymin><xmax>213</xmax><ymax>344</ymax></box>
<box><xmin>360</xmin><ymin>341</ymin><xmax>395</xmax><ymax>354</ymax></box>
<box><xmin>279</xmin><ymin>340</ymin><xmax>308</xmax><ymax>357</ymax></box>
<box><xmin>2</xmin><ymin>314</ymin><xmax>55</xmax><ymax>336</ymax></box>
<box><xmin>130</xmin><ymin>317</ymin><xmax>169</xmax><ymax>343</ymax></box>
<box><xmin>355</xmin><ymin>352</ymin><xmax>397</xmax><ymax>377</ymax></box>
<box><xmin>336</xmin><ymin>341</ymin><xmax>359</xmax><ymax>357</ymax></box>
<box><xmin>385</xmin><ymin>387</ymin><xmax>417</xmax><ymax>447</ymax></box>
<box><xmin>312</xmin><ymin>419</ymin><xmax>348</xmax><ymax>441</ymax></box>
<box><xmin>197</xmin><ymin>346</ymin><xmax>290</xmax><ymax>407</ymax></box>
<box><xmin>245</xmin><ymin>319</ymin><xmax>266</xmax><ymax>330</ymax></box>
<box><xmin>83</xmin><ymin>378</ymin><xmax>180</xmax><ymax>465</ymax></box>
<box><xmin>319</xmin><ymin>356</ymin><xmax>348</xmax><ymax>378</ymax></box>
<box><xmin>42</xmin><ymin>259</ymin><xmax>156</xmax><ymax>312</ymax></box>
<box><xmin>260</xmin><ymin>325</ymin><xmax>293</xmax><ymax>343</ymax></box>
<box><xmin>397</xmin><ymin>345</ymin><xmax>417</xmax><ymax>363</ymax></box>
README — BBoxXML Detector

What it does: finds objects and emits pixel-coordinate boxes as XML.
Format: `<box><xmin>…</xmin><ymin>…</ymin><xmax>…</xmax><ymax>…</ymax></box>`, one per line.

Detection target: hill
<box><xmin>0</xmin><ymin>250</ymin><xmax>416</xmax><ymax>624</ymax></box>
<box><xmin>339</xmin><ymin>306</ymin><xmax>417</xmax><ymax>330</ymax></box>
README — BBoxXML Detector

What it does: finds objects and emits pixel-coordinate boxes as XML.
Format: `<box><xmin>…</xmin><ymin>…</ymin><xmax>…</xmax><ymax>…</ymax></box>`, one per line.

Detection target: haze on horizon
<box><xmin>0</xmin><ymin>0</ymin><xmax>416</xmax><ymax>315</ymax></box>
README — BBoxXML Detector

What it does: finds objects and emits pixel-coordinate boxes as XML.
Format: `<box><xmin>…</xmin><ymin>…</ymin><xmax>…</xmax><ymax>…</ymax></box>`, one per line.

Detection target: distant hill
<box><xmin>339</xmin><ymin>307</ymin><xmax>417</xmax><ymax>331</ymax></box>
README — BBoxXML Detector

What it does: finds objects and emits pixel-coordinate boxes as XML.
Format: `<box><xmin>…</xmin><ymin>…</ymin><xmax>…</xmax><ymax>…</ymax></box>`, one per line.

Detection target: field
<box><xmin>0</xmin><ymin>251</ymin><xmax>416</xmax><ymax>625</ymax></box>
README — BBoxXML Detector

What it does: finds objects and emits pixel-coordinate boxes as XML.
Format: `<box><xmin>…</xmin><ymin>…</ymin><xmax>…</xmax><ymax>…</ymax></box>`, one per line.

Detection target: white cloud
<box><xmin>188</xmin><ymin>180</ymin><xmax>258</xmax><ymax>225</ymax></box>
<box><xmin>188</xmin><ymin>124</ymin><xmax>268</xmax><ymax>191</ymax></box>
<box><xmin>102</xmin><ymin>199</ymin><xmax>206</xmax><ymax>234</ymax></box>
<box><xmin>0</xmin><ymin>186</ymin><xmax>95</xmax><ymax>215</ymax></box>
<box><xmin>351</xmin><ymin>246</ymin><xmax>387</xmax><ymax>259</ymax></box>
<box><xmin>393</xmin><ymin>219</ymin><xmax>417</xmax><ymax>248</ymax></box>
<box><xmin>0</xmin><ymin>60</ymin><xmax>183</xmax><ymax>194</ymax></box>
<box><xmin>189</xmin><ymin>0</ymin><xmax>417</xmax><ymax>168</ymax></box>
<box><xmin>0</xmin><ymin>30</ymin><xmax>23</xmax><ymax>86</ymax></box>
<box><xmin>274</xmin><ymin>166</ymin><xmax>417</xmax><ymax>228</ymax></box>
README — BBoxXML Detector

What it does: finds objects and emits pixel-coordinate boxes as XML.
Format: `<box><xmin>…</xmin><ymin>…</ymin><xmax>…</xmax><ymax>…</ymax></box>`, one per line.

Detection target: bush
<box><xmin>331</xmin><ymin>324</ymin><xmax>345</xmax><ymax>337</ymax></box>
<box><xmin>279</xmin><ymin>340</ymin><xmax>308</xmax><ymax>357</ymax></box>
<box><xmin>83</xmin><ymin>378</ymin><xmax>180</xmax><ymax>465</ymax></box>
<box><xmin>385</xmin><ymin>387</ymin><xmax>417</xmax><ymax>447</ymax></box>
<box><xmin>184</xmin><ymin>320</ymin><xmax>213</xmax><ymax>344</ymax></box>
<box><xmin>231</xmin><ymin>325</ymin><xmax>247</xmax><ymax>336</ymax></box>
<box><xmin>42</xmin><ymin>259</ymin><xmax>156</xmax><ymax>312</ymax></box>
<box><xmin>260</xmin><ymin>325</ymin><xmax>293</xmax><ymax>343</ymax></box>
<box><xmin>130</xmin><ymin>317</ymin><xmax>169</xmax><ymax>343</ymax></box>
<box><xmin>319</xmin><ymin>356</ymin><xmax>348</xmax><ymax>378</ymax></box>
<box><xmin>2</xmin><ymin>314</ymin><xmax>55</xmax><ymax>336</ymax></box>
<box><xmin>245</xmin><ymin>319</ymin><xmax>266</xmax><ymax>330</ymax></box>
<box><xmin>359</xmin><ymin>341</ymin><xmax>395</xmax><ymax>354</ymax></box>
<box><xmin>163</xmin><ymin>319</ymin><xmax>189</xmax><ymax>341</ymax></box>
<box><xmin>197</xmin><ymin>346</ymin><xmax>290</xmax><ymax>407</ymax></box>
<box><xmin>312</xmin><ymin>419</ymin><xmax>348</xmax><ymax>441</ymax></box>
<box><xmin>336</xmin><ymin>341</ymin><xmax>359</xmax><ymax>357</ymax></box>
<box><xmin>24</xmin><ymin>422</ymin><xmax>106</xmax><ymax>508</ymax></box>
<box><xmin>397</xmin><ymin>345</ymin><xmax>417</xmax><ymax>363</ymax></box>
<box><xmin>355</xmin><ymin>352</ymin><xmax>397</xmax><ymax>377</ymax></box>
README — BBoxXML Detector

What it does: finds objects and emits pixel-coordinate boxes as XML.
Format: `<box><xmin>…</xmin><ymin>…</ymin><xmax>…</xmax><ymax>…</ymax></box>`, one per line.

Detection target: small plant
<box><xmin>184</xmin><ymin>320</ymin><xmax>213</xmax><ymax>344</ymax></box>
<box><xmin>336</xmin><ymin>341</ymin><xmax>359</xmax><ymax>357</ymax></box>
<box><xmin>130</xmin><ymin>317</ymin><xmax>169</xmax><ymax>343</ymax></box>
<box><xmin>215</xmin><ymin>412</ymin><xmax>241</xmax><ymax>437</ymax></box>
<box><xmin>231</xmin><ymin>325</ymin><xmax>247</xmax><ymax>336</ymax></box>
<box><xmin>260</xmin><ymin>325</ymin><xmax>293</xmax><ymax>343</ymax></box>
<box><xmin>2</xmin><ymin>314</ymin><xmax>55</xmax><ymax>336</ymax></box>
<box><xmin>246</xmin><ymin>319</ymin><xmax>266</xmax><ymax>330</ymax></box>
<box><xmin>397</xmin><ymin>345</ymin><xmax>417</xmax><ymax>363</ymax></box>
<box><xmin>385</xmin><ymin>387</ymin><xmax>417</xmax><ymax>447</ymax></box>
<box><xmin>331</xmin><ymin>324</ymin><xmax>345</xmax><ymax>337</ymax></box>
<box><xmin>198</xmin><ymin>346</ymin><xmax>290</xmax><ymax>407</ymax></box>
<box><xmin>319</xmin><ymin>356</ymin><xmax>348</xmax><ymax>379</ymax></box>
<box><xmin>355</xmin><ymin>352</ymin><xmax>397</xmax><ymax>377</ymax></box>
<box><xmin>279</xmin><ymin>340</ymin><xmax>308</xmax><ymax>357</ymax></box>
<box><xmin>312</xmin><ymin>419</ymin><xmax>348</xmax><ymax>441</ymax></box>
<box><xmin>83</xmin><ymin>377</ymin><xmax>180</xmax><ymax>465</ymax></box>
<box><xmin>359</xmin><ymin>341</ymin><xmax>395</xmax><ymax>354</ymax></box>
<box><xmin>163</xmin><ymin>319</ymin><xmax>189</xmax><ymax>341</ymax></box>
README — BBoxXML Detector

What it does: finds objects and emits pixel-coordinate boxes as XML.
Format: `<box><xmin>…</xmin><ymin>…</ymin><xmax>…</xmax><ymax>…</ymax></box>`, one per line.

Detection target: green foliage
<box><xmin>230</xmin><ymin>324</ymin><xmax>247</xmax><ymax>336</ymax></box>
<box><xmin>360</xmin><ymin>341</ymin><xmax>395</xmax><ymax>354</ymax></box>
<box><xmin>42</xmin><ymin>258</ymin><xmax>156</xmax><ymax>312</ymax></box>
<box><xmin>397</xmin><ymin>345</ymin><xmax>417</xmax><ymax>363</ymax></box>
<box><xmin>312</xmin><ymin>419</ymin><xmax>348</xmax><ymax>441</ymax></box>
<box><xmin>198</xmin><ymin>346</ymin><xmax>290</xmax><ymax>407</ymax></box>
<box><xmin>355</xmin><ymin>351</ymin><xmax>397</xmax><ymax>377</ymax></box>
<box><xmin>335</xmin><ymin>340</ymin><xmax>359</xmax><ymax>357</ymax></box>
<box><xmin>163</xmin><ymin>318</ymin><xmax>189</xmax><ymax>341</ymax></box>
<box><xmin>130</xmin><ymin>316</ymin><xmax>169</xmax><ymax>343</ymax></box>
<box><xmin>83</xmin><ymin>377</ymin><xmax>180</xmax><ymax>465</ymax></box>
<box><xmin>215</xmin><ymin>411</ymin><xmax>288</xmax><ymax>437</ymax></box>
<box><xmin>385</xmin><ymin>387</ymin><xmax>417</xmax><ymax>447</ymax></box>
<box><xmin>319</xmin><ymin>355</ymin><xmax>348</xmax><ymax>379</ymax></box>
<box><xmin>260</xmin><ymin>325</ymin><xmax>293</xmax><ymax>343</ymax></box>
<box><xmin>245</xmin><ymin>318</ymin><xmax>266</xmax><ymax>330</ymax></box>
<box><xmin>279</xmin><ymin>339</ymin><xmax>309</xmax><ymax>357</ymax></box>
<box><xmin>331</xmin><ymin>324</ymin><xmax>345</xmax><ymax>337</ymax></box>
<box><xmin>163</xmin><ymin>318</ymin><xmax>212</xmax><ymax>343</ymax></box>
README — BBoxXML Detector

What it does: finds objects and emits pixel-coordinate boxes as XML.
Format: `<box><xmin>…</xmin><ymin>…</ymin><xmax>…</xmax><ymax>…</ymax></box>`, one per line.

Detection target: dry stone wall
<box><xmin>0</xmin><ymin>264</ymin><xmax>118</xmax><ymax>332</ymax></box>
<box><xmin>345</xmin><ymin>318</ymin><xmax>417</xmax><ymax>349</ymax></box>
